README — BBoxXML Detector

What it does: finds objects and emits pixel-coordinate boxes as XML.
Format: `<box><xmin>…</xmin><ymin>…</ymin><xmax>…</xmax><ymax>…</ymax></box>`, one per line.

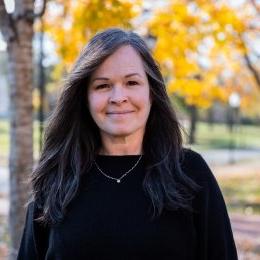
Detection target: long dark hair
<box><xmin>31</xmin><ymin>28</ymin><xmax>199</xmax><ymax>225</ymax></box>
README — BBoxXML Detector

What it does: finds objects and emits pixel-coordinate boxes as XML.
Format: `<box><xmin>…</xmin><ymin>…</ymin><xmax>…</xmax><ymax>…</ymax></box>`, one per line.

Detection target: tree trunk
<box><xmin>7</xmin><ymin>16</ymin><xmax>34</xmax><ymax>259</ymax></box>
<box><xmin>207</xmin><ymin>107</ymin><xmax>214</xmax><ymax>129</ymax></box>
<box><xmin>189</xmin><ymin>105</ymin><xmax>198</xmax><ymax>144</ymax></box>
<box><xmin>0</xmin><ymin>0</ymin><xmax>46</xmax><ymax>258</ymax></box>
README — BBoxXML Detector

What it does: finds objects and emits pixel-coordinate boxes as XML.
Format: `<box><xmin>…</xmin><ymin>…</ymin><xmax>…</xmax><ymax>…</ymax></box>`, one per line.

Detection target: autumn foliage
<box><xmin>149</xmin><ymin>0</ymin><xmax>260</xmax><ymax>114</ymax></box>
<box><xmin>44</xmin><ymin>0</ymin><xmax>141</xmax><ymax>69</ymax></box>
<box><xmin>43</xmin><ymin>0</ymin><xmax>260</xmax><ymax>116</ymax></box>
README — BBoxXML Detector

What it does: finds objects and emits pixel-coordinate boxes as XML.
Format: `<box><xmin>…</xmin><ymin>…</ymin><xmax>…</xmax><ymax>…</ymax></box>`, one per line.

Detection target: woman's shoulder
<box><xmin>180</xmin><ymin>148</ymin><xmax>226</xmax><ymax>209</ymax></box>
<box><xmin>180</xmin><ymin>148</ymin><xmax>215</xmax><ymax>183</ymax></box>
<box><xmin>180</xmin><ymin>148</ymin><xmax>209</xmax><ymax>169</ymax></box>
<box><xmin>25</xmin><ymin>200</ymin><xmax>44</xmax><ymax>221</ymax></box>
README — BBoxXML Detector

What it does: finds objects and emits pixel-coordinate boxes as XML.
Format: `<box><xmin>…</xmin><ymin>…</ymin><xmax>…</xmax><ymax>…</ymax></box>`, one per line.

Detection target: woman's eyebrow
<box><xmin>91</xmin><ymin>77</ymin><xmax>109</xmax><ymax>83</ymax></box>
<box><xmin>125</xmin><ymin>73</ymin><xmax>142</xmax><ymax>78</ymax></box>
<box><xmin>91</xmin><ymin>73</ymin><xmax>142</xmax><ymax>83</ymax></box>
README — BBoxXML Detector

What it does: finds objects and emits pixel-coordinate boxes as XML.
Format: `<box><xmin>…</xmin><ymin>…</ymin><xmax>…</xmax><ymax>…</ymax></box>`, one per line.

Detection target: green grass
<box><xmin>187</xmin><ymin>122</ymin><xmax>260</xmax><ymax>150</ymax></box>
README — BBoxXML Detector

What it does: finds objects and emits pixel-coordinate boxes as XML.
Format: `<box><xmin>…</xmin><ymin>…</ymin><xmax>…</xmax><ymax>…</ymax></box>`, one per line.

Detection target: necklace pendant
<box><xmin>94</xmin><ymin>155</ymin><xmax>142</xmax><ymax>184</ymax></box>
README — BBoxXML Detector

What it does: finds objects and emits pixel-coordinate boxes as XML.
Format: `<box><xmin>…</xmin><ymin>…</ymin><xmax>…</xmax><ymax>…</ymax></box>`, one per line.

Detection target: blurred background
<box><xmin>0</xmin><ymin>0</ymin><xmax>259</xmax><ymax>259</ymax></box>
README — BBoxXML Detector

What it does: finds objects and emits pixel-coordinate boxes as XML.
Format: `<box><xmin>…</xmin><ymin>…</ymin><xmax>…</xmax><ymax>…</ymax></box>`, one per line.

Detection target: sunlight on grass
<box><xmin>192</xmin><ymin>122</ymin><xmax>260</xmax><ymax>150</ymax></box>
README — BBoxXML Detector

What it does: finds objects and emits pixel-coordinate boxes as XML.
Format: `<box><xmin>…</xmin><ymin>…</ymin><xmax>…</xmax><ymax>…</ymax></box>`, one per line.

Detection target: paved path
<box><xmin>231</xmin><ymin>214</ymin><xmax>260</xmax><ymax>240</ymax></box>
<box><xmin>231</xmin><ymin>214</ymin><xmax>260</xmax><ymax>260</ymax></box>
<box><xmin>199</xmin><ymin>148</ymin><xmax>260</xmax><ymax>166</ymax></box>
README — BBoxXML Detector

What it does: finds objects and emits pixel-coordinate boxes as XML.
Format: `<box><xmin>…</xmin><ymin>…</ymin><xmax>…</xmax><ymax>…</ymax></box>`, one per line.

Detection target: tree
<box><xmin>44</xmin><ymin>0</ymin><xmax>141</xmax><ymax>70</ymax></box>
<box><xmin>148</xmin><ymin>0</ymin><xmax>259</xmax><ymax>143</ymax></box>
<box><xmin>0</xmin><ymin>0</ymin><xmax>46</xmax><ymax>258</ymax></box>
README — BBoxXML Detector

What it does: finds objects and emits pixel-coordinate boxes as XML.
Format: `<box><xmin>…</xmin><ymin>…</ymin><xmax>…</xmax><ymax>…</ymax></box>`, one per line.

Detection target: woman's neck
<box><xmin>99</xmin><ymin>132</ymin><xmax>143</xmax><ymax>156</ymax></box>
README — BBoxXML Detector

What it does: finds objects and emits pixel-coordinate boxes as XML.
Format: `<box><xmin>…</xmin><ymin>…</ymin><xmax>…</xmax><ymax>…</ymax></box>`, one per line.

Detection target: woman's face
<box><xmin>87</xmin><ymin>45</ymin><xmax>151</xmax><ymax>139</ymax></box>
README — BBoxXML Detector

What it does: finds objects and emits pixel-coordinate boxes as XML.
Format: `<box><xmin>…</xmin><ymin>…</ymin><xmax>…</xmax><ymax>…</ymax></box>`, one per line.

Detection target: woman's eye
<box><xmin>127</xmin><ymin>81</ymin><xmax>138</xmax><ymax>86</ymax></box>
<box><xmin>95</xmin><ymin>84</ymin><xmax>110</xmax><ymax>90</ymax></box>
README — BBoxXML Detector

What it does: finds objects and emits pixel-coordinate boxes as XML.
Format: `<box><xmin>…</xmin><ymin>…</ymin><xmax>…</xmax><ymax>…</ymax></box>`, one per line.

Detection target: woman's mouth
<box><xmin>106</xmin><ymin>111</ymin><xmax>134</xmax><ymax>115</ymax></box>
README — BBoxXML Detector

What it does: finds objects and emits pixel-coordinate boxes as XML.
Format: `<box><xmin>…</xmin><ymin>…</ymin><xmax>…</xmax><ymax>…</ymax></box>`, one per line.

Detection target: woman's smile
<box><xmin>106</xmin><ymin>110</ymin><xmax>135</xmax><ymax>116</ymax></box>
<box><xmin>106</xmin><ymin>111</ymin><xmax>135</xmax><ymax>122</ymax></box>
<box><xmin>107</xmin><ymin>110</ymin><xmax>134</xmax><ymax>114</ymax></box>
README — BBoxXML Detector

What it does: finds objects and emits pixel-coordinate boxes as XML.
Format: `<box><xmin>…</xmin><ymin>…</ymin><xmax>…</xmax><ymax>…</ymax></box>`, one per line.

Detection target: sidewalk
<box><xmin>199</xmin><ymin>148</ymin><xmax>260</xmax><ymax>167</ymax></box>
<box><xmin>231</xmin><ymin>214</ymin><xmax>260</xmax><ymax>260</ymax></box>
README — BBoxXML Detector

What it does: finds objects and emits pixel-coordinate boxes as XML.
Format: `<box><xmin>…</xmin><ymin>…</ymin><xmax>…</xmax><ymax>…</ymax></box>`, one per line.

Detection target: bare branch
<box><xmin>239</xmin><ymin>33</ymin><xmax>260</xmax><ymax>90</ymax></box>
<box><xmin>244</xmin><ymin>53</ymin><xmax>260</xmax><ymax>88</ymax></box>
<box><xmin>0</xmin><ymin>0</ymin><xmax>9</xmax><ymax>30</ymax></box>
<box><xmin>12</xmin><ymin>0</ymin><xmax>47</xmax><ymax>22</ymax></box>
<box><xmin>33</xmin><ymin>0</ymin><xmax>47</xmax><ymax>19</ymax></box>
<box><xmin>0</xmin><ymin>0</ymin><xmax>16</xmax><ymax>42</ymax></box>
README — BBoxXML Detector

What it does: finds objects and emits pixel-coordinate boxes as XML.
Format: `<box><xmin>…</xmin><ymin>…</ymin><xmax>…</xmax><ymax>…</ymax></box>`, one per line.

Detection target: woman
<box><xmin>18</xmin><ymin>28</ymin><xmax>238</xmax><ymax>259</ymax></box>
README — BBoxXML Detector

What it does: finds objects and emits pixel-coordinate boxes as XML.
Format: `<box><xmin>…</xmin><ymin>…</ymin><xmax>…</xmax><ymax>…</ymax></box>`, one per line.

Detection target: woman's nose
<box><xmin>109</xmin><ymin>85</ymin><xmax>127</xmax><ymax>104</ymax></box>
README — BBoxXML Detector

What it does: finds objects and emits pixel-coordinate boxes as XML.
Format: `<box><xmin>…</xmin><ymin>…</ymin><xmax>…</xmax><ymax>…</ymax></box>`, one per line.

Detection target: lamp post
<box><xmin>228</xmin><ymin>92</ymin><xmax>241</xmax><ymax>164</ymax></box>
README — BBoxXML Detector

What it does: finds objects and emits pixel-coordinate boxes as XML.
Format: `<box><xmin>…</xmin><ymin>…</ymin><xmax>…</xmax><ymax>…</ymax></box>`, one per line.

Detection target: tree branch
<box><xmin>239</xmin><ymin>33</ymin><xmax>260</xmax><ymax>90</ymax></box>
<box><xmin>244</xmin><ymin>52</ymin><xmax>260</xmax><ymax>88</ymax></box>
<box><xmin>0</xmin><ymin>0</ymin><xmax>9</xmax><ymax>31</ymax></box>
<box><xmin>0</xmin><ymin>0</ymin><xmax>47</xmax><ymax>42</ymax></box>
<box><xmin>0</xmin><ymin>0</ymin><xmax>16</xmax><ymax>42</ymax></box>
<box><xmin>33</xmin><ymin>0</ymin><xmax>47</xmax><ymax>19</ymax></box>
<box><xmin>12</xmin><ymin>0</ymin><xmax>47</xmax><ymax>22</ymax></box>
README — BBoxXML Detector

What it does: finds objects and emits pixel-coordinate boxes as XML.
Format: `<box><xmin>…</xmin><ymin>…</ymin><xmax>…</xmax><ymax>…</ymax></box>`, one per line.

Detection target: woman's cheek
<box><xmin>89</xmin><ymin>94</ymin><xmax>106</xmax><ymax>112</ymax></box>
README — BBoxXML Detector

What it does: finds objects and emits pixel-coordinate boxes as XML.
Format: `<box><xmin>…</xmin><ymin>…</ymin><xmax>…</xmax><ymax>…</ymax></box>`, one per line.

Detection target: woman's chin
<box><xmin>110</xmin><ymin>130</ymin><xmax>132</xmax><ymax>137</ymax></box>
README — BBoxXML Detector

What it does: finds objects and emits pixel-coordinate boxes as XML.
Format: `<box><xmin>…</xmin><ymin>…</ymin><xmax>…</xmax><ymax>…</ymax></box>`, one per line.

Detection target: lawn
<box><xmin>189</xmin><ymin>122</ymin><xmax>260</xmax><ymax>150</ymax></box>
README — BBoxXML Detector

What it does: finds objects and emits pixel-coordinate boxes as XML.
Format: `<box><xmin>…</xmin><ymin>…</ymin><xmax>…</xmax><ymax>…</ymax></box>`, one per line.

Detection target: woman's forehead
<box><xmin>90</xmin><ymin>45</ymin><xmax>146</xmax><ymax>78</ymax></box>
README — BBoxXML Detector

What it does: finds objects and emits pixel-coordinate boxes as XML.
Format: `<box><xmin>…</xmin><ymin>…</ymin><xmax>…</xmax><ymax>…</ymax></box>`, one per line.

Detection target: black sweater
<box><xmin>17</xmin><ymin>149</ymin><xmax>238</xmax><ymax>260</ymax></box>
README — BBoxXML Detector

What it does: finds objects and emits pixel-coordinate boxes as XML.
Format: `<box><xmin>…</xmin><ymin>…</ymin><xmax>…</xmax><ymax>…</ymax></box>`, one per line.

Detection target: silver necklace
<box><xmin>93</xmin><ymin>155</ymin><xmax>142</xmax><ymax>183</ymax></box>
